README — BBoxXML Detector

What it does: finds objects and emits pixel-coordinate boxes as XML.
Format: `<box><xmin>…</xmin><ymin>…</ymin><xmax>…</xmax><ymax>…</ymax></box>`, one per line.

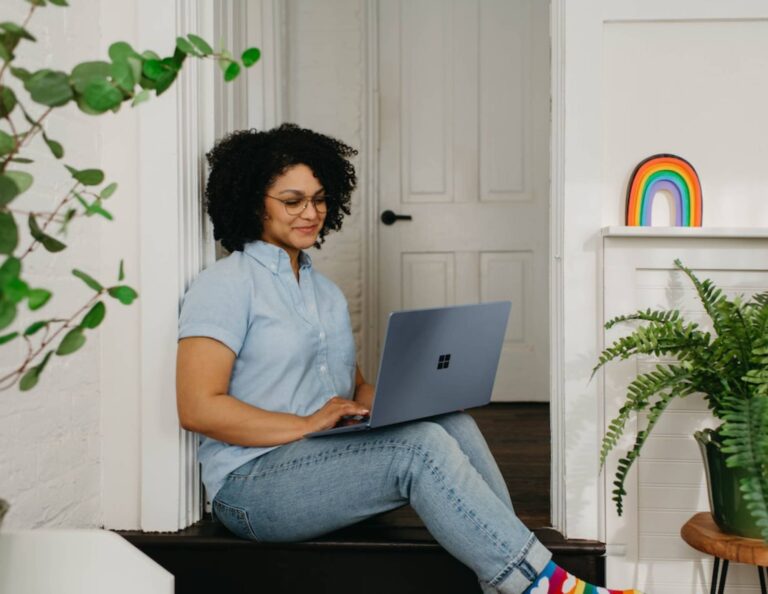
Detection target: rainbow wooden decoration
<box><xmin>625</xmin><ymin>154</ymin><xmax>702</xmax><ymax>226</ymax></box>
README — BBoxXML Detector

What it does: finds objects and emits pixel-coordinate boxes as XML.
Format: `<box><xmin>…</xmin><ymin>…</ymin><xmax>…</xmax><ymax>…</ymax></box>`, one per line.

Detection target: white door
<box><xmin>376</xmin><ymin>0</ymin><xmax>550</xmax><ymax>402</ymax></box>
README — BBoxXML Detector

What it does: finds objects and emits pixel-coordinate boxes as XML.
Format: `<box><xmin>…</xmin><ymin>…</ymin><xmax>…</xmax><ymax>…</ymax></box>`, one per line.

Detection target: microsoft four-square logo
<box><xmin>437</xmin><ymin>354</ymin><xmax>451</xmax><ymax>370</ymax></box>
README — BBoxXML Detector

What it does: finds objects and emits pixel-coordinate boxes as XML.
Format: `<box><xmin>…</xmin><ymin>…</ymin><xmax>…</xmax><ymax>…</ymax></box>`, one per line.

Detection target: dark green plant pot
<box><xmin>695</xmin><ymin>429</ymin><xmax>762</xmax><ymax>539</ymax></box>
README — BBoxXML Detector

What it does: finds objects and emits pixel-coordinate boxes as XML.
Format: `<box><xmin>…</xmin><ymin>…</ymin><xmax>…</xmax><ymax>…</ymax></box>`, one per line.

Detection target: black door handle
<box><xmin>380</xmin><ymin>210</ymin><xmax>413</xmax><ymax>225</ymax></box>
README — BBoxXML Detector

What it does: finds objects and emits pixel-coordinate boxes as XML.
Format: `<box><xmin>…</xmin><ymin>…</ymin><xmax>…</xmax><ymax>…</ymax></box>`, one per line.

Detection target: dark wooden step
<box><xmin>121</xmin><ymin>520</ymin><xmax>604</xmax><ymax>594</ymax></box>
<box><xmin>120</xmin><ymin>404</ymin><xmax>605</xmax><ymax>593</ymax></box>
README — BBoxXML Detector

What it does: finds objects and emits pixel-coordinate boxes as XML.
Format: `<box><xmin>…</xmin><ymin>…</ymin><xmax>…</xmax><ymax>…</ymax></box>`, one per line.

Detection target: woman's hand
<box><xmin>304</xmin><ymin>396</ymin><xmax>370</xmax><ymax>434</ymax></box>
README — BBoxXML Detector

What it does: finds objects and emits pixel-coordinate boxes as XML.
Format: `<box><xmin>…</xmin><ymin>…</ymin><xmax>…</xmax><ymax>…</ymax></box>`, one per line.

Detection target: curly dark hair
<box><xmin>205</xmin><ymin>123</ymin><xmax>358</xmax><ymax>253</ymax></box>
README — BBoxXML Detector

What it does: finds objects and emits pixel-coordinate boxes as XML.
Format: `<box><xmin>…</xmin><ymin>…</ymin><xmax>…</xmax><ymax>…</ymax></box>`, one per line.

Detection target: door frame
<box><xmin>360</xmin><ymin>0</ymin><xmax>567</xmax><ymax>533</ymax></box>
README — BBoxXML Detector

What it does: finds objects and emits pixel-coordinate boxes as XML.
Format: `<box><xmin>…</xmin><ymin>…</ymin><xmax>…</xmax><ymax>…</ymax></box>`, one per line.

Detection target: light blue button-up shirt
<box><xmin>178</xmin><ymin>240</ymin><xmax>357</xmax><ymax>500</ymax></box>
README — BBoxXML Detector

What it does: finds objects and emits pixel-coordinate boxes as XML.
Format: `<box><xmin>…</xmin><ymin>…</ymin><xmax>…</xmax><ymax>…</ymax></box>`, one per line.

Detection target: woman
<box><xmin>176</xmin><ymin>124</ymin><xmax>640</xmax><ymax>594</ymax></box>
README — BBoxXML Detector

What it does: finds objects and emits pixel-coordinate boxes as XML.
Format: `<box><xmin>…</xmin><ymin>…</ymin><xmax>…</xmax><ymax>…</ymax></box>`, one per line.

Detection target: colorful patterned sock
<box><xmin>523</xmin><ymin>560</ymin><xmax>642</xmax><ymax>594</ymax></box>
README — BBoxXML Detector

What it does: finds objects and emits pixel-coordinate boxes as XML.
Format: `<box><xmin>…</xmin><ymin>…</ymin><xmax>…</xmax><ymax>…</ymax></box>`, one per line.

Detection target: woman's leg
<box><xmin>427</xmin><ymin>412</ymin><xmax>515</xmax><ymax>594</ymax></box>
<box><xmin>427</xmin><ymin>412</ymin><xmax>514</xmax><ymax>511</ymax></box>
<box><xmin>214</xmin><ymin>420</ymin><xmax>550</xmax><ymax>594</ymax></box>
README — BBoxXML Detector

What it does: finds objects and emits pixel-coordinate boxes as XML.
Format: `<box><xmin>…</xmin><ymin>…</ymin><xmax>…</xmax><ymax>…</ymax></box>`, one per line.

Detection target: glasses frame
<box><xmin>264</xmin><ymin>194</ymin><xmax>329</xmax><ymax>216</ymax></box>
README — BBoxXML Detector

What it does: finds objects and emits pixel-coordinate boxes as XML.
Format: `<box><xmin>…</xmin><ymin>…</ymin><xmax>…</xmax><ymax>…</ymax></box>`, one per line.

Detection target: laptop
<box><xmin>306</xmin><ymin>301</ymin><xmax>511</xmax><ymax>438</ymax></box>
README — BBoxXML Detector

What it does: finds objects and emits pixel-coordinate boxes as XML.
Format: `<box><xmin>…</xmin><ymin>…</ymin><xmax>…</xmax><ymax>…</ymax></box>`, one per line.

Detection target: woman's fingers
<box><xmin>306</xmin><ymin>397</ymin><xmax>369</xmax><ymax>432</ymax></box>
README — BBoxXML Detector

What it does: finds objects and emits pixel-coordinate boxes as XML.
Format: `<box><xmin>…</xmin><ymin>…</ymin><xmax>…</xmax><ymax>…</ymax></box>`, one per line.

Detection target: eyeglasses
<box><xmin>265</xmin><ymin>194</ymin><xmax>329</xmax><ymax>215</ymax></box>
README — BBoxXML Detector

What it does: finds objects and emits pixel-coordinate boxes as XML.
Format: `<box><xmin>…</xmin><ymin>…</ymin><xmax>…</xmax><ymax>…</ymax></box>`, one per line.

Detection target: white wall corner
<box><xmin>561</xmin><ymin>0</ymin><xmax>604</xmax><ymax>540</ymax></box>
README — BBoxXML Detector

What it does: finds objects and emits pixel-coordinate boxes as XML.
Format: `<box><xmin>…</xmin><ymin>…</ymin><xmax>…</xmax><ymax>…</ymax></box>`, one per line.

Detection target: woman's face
<box><xmin>261</xmin><ymin>164</ymin><xmax>327</xmax><ymax>257</ymax></box>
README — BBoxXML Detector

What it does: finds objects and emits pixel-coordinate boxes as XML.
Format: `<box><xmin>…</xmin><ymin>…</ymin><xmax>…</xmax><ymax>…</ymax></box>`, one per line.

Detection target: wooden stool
<box><xmin>681</xmin><ymin>512</ymin><xmax>768</xmax><ymax>594</ymax></box>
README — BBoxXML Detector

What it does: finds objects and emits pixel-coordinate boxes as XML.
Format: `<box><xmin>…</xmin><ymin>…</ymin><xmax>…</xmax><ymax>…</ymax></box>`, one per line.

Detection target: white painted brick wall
<box><xmin>0</xmin><ymin>0</ymin><xmax>105</xmax><ymax>529</ymax></box>
<box><xmin>285</xmin><ymin>0</ymin><xmax>366</xmax><ymax>351</ymax></box>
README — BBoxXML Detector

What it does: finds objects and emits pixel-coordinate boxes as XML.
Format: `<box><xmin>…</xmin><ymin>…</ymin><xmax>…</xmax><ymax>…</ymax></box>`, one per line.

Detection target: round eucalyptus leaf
<box><xmin>142</xmin><ymin>59</ymin><xmax>164</xmax><ymax>81</ymax></box>
<box><xmin>126</xmin><ymin>56</ymin><xmax>143</xmax><ymax>85</ymax></box>
<box><xmin>0</xmin><ymin>257</ymin><xmax>21</xmax><ymax>286</ymax></box>
<box><xmin>110</xmin><ymin>61</ymin><xmax>134</xmax><ymax>93</ymax></box>
<box><xmin>242</xmin><ymin>47</ymin><xmax>261</xmax><ymax>68</ymax></box>
<box><xmin>0</xmin><ymin>212</ymin><xmax>18</xmax><ymax>254</ymax></box>
<box><xmin>56</xmin><ymin>327</ymin><xmax>86</xmax><ymax>356</ymax></box>
<box><xmin>0</xmin><ymin>86</ymin><xmax>17</xmax><ymax>118</ymax></box>
<box><xmin>118</xmin><ymin>259</ymin><xmax>125</xmax><ymax>281</ymax></box>
<box><xmin>83</xmin><ymin>80</ymin><xmax>123</xmax><ymax>113</ymax></box>
<box><xmin>73</xmin><ymin>168</ymin><xmax>104</xmax><ymax>186</ymax></box>
<box><xmin>72</xmin><ymin>268</ymin><xmax>103</xmax><ymax>292</ymax></box>
<box><xmin>107</xmin><ymin>285</ymin><xmax>138</xmax><ymax>305</ymax></box>
<box><xmin>131</xmin><ymin>88</ymin><xmax>150</xmax><ymax>107</ymax></box>
<box><xmin>10</xmin><ymin>157</ymin><xmax>33</xmax><ymax>164</ymax></box>
<box><xmin>5</xmin><ymin>277</ymin><xmax>29</xmax><ymax>303</ymax></box>
<box><xmin>0</xmin><ymin>331</ymin><xmax>18</xmax><ymax>345</ymax></box>
<box><xmin>176</xmin><ymin>36</ymin><xmax>199</xmax><ymax>56</ymax></box>
<box><xmin>0</xmin><ymin>41</ymin><xmax>11</xmax><ymax>63</ymax></box>
<box><xmin>0</xmin><ymin>175</ymin><xmax>20</xmax><ymax>206</ymax></box>
<box><xmin>70</xmin><ymin>61</ymin><xmax>111</xmax><ymax>93</ymax></box>
<box><xmin>0</xmin><ymin>22</ymin><xmax>36</xmax><ymax>42</ymax></box>
<box><xmin>27</xmin><ymin>288</ymin><xmax>51</xmax><ymax>310</ymax></box>
<box><xmin>28</xmin><ymin>215</ymin><xmax>66</xmax><ymax>253</ymax></box>
<box><xmin>141</xmin><ymin>50</ymin><xmax>161</xmax><ymax>61</ymax></box>
<box><xmin>6</xmin><ymin>171</ymin><xmax>32</xmax><ymax>194</ymax></box>
<box><xmin>10</xmin><ymin>67</ymin><xmax>31</xmax><ymax>82</ymax></box>
<box><xmin>74</xmin><ymin>93</ymin><xmax>101</xmax><ymax>115</ymax></box>
<box><xmin>155</xmin><ymin>70</ymin><xmax>177</xmax><ymax>96</ymax></box>
<box><xmin>108</xmin><ymin>41</ymin><xmax>140</xmax><ymax>63</ymax></box>
<box><xmin>49</xmin><ymin>0</ymin><xmax>69</xmax><ymax>5</ymax></box>
<box><xmin>43</xmin><ymin>136</ymin><xmax>63</xmax><ymax>159</ymax></box>
<box><xmin>81</xmin><ymin>301</ymin><xmax>105</xmax><ymax>329</ymax></box>
<box><xmin>100</xmin><ymin>182</ymin><xmax>117</xmax><ymax>199</ymax></box>
<box><xmin>187</xmin><ymin>34</ymin><xmax>213</xmax><ymax>56</ymax></box>
<box><xmin>24</xmin><ymin>320</ymin><xmax>47</xmax><ymax>336</ymax></box>
<box><xmin>19</xmin><ymin>366</ymin><xmax>39</xmax><ymax>391</ymax></box>
<box><xmin>0</xmin><ymin>130</ymin><xmax>15</xmax><ymax>155</ymax></box>
<box><xmin>0</xmin><ymin>298</ymin><xmax>16</xmax><ymax>330</ymax></box>
<box><xmin>25</xmin><ymin>70</ymin><xmax>73</xmax><ymax>107</ymax></box>
<box><xmin>224</xmin><ymin>61</ymin><xmax>241</xmax><ymax>82</ymax></box>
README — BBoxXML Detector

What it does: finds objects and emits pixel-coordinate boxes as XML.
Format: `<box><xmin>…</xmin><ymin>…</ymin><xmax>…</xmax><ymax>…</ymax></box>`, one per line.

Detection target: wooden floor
<box><xmin>354</xmin><ymin>402</ymin><xmax>551</xmax><ymax>532</ymax></box>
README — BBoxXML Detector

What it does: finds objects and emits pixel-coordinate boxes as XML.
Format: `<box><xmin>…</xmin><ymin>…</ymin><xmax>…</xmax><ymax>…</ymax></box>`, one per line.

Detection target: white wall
<box><xmin>0</xmin><ymin>0</ymin><xmax>108</xmax><ymax>529</ymax></box>
<box><xmin>283</xmin><ymin>0</ymin><xmax>367</xmax><ymax>354</ymax></box>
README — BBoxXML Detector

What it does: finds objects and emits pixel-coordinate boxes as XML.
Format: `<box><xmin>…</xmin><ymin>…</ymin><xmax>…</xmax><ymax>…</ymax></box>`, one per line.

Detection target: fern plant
<box><xmin>594</xmin><ymin>259</ymin><xmax>768</xmax><ymax>543</ymax></box>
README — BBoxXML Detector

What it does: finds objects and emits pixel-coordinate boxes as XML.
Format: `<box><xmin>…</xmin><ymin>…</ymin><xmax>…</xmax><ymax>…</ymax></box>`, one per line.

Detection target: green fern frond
<box><xmin>674</xmin><ymin>259</ymin><xmax>729</xmax><ymax>336</ymax></box>
<box><xmin>600</xmin><ymin>364</ymin><xmax>693</xmax><ymax>467</ymax></box>
<box><xmin>611</xmin><ymin>387</ymin><xmax>688</xmax><ymax>515</ymax></box>
<box><xmin>593</xmin><ymin>319</ymin><xmax>710</xmax><ymax>379</ymax></box>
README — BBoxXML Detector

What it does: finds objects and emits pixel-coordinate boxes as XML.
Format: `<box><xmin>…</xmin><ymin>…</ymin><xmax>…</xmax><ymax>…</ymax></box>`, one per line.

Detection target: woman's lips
<box><xmin>293</xmin><ymin>224</ymin><xmax>318</xmax><ymax>235</ymax></box>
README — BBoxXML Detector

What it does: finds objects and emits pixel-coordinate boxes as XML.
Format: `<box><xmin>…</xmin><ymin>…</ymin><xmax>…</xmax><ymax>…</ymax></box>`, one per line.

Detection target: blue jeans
<box><xmin>213</xmin><ymin>412</ymin><xmax>551</xmax><ymax>594</ymax></box>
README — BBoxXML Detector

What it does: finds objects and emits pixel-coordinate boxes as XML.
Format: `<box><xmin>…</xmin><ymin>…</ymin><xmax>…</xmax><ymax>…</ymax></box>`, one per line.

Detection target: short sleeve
<box><xmin>178</xmin><ymin>265</ymin><xmax>252</xmax><ymax>356</ymax></box>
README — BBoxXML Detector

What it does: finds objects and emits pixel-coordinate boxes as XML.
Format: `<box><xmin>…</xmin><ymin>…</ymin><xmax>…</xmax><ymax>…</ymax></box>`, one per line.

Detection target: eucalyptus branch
<box><xmin>18</xmin><ymin>181</ymin><xmax>79</xmax><ymax>260</ymax></box>
<box><xmin>0</xmin><ymin>4</ymin><xmax>36</xmax><ymax>83</ymax></box>
<box><xmin>17</xmin><ymin>106</ymin><xmax>52</xmax><ymax>150</ymax></box>
<box><xmin>0</xmin><ymin>292</ymin><xmax>100</xmax><ymax>391</ymax></box>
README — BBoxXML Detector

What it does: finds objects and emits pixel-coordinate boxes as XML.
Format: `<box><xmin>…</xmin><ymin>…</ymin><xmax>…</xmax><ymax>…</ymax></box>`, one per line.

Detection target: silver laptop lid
<box><xmin>368</xmin><ymin>301</ymin><xmax>511</xmax><ymax>428</ymax></box>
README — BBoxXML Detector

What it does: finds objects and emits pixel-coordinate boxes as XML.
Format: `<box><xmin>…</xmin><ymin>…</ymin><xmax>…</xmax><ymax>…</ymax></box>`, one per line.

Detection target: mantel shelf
<box><xmin>602</xmin><ymin>226</ymin><xmax>768</xmax><ymax>239</ymax></box>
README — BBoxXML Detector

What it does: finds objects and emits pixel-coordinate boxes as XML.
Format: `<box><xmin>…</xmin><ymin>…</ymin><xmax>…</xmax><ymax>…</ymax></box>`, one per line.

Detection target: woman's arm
<box><xmin>176</xmin><ymin>337</ymin><xmax>370</xmax><ymax>446</ymax></box>
<box><xmin>353</xmin><ymin>365</ymin><xmax>375</xmax><ymax>410</ymax></box>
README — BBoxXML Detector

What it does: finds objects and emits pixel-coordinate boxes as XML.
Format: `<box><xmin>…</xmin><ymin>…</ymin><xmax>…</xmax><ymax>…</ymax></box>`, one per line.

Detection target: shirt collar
<box><xmin>243</xmin><ymin>240</ymin><xmax>313</xmax><ymax>274</ymax></box>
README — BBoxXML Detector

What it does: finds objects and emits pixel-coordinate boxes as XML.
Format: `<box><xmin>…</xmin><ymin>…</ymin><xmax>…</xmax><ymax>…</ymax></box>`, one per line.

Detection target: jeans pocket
<box><xmin>212</xmin><ymin>498</ymin><xmax>259</xmax><ymax>541</ymax></box>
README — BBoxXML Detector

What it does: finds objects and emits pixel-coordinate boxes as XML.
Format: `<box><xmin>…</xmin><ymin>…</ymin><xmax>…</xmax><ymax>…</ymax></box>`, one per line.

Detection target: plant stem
<box><xmin>0</xmin><ymin>293</ymin><xmax>101</xmax><ymax>391</ymax></box>
<box><xmin>18</xmin><ymin>181</ymin><xmax>80</xmax><ymax>260</ymax></box>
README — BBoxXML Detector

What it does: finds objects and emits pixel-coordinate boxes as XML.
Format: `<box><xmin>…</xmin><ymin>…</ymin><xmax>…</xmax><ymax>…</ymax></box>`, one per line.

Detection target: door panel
<box><xmin>377</xmin><ymin>0</ymin><xmax>550</xmax><ymax>402</ymax></box>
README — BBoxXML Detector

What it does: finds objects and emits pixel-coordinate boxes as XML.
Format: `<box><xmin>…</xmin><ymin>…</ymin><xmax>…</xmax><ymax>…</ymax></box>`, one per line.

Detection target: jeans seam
<box><xmin>213</xmin><ymin>497</ymin><xmax>259</xmax><ymax>541</ymax></box>
<box><xmin>225</xmin><ymin>437</ymin><xmax>512</xmax><ymax>557</ymax></box>
<box><xmin>488</xmin><ymin>532</ymin><xmax>538</xmax><ymax>587</ymax></box>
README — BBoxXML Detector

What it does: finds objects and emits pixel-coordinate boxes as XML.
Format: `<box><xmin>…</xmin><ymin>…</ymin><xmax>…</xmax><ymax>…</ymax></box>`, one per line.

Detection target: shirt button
<box><xmin>319</xmin><ymin>365</ymin><xmax>327</xmax><ymax>373</ymax></box>
<box><xmin>270</xmin><ymin>264</ymin><xmax>277</xmax><ymax>272</ymax></box>
<box><xmin>319</xmin><ymin>332</ymin><xmax>325</xmax><ymax>340</ymax></box>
